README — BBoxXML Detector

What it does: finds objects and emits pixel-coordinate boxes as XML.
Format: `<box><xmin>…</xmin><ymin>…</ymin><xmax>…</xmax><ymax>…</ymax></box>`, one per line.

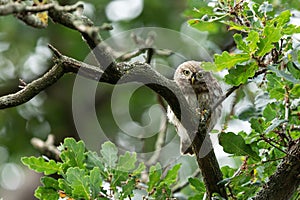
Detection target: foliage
<box><xmin>22</xmin><ymin>138</ymin><xmax>181</xmax><ymax>200</ymax></box>
<box><xmin>187</xmin><ymin>0</ymin><xmax>300</xmax><ymax>198</ymax></box>
<box><xmin>1</xmin><ymin>0</ymin><xmax>299</xmax><ymax>199</ymax></box>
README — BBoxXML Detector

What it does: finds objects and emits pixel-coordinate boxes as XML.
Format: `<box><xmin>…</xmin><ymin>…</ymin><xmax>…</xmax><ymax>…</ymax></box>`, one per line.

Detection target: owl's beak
<box><xmin>191</xmin><ymin>74</ymin><xmax>196</xmax><ymax>85</ymax></box>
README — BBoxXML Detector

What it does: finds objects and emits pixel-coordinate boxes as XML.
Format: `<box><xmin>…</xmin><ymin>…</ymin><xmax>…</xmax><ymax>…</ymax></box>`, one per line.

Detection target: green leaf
<box><xmin>120</xmin><ymin>178</ymin><xmax>135</xmax><ymax>198</ymax></box>
<box><xmin>188</xmin><ymin>177</ymin><xmax>205</xmax><ymax>191</ymax></box>
<box><xmin>34</xmin><ymin>186</ymin><xmax>59</xmax><ymax>200</ymax></box>
<box><xmin>271</xmin><ymin>10</ymin><xmax>291</xmax><ymax>28</ymax></box>
<box><xmin>215</xmin><ymin>51</ymin><xmax>250</xmax><ymax>70</ymax></box>
<box><xmin>247</xmin><ymin>31</ymin><xmax>259</xmax><ymax>54</ymax></box>
<box><xmin>234</xmin><ymin>34</ymin><xmax>249</xmax><ymax>53</ymax></box>
<box><xmin>132</xmin><ymin>162</ymin><xmax>145</xmax><ymax>176</ymax></box>
<box><xmin>225</xmin><ymin>63</ymin><xmax>258</xmax><ymax>86</ymax></box>
<box><xmin>250</xmin><ymin>118</ymin><xmax>265</xmax><ymax>133</ymax></box>
<box><xmin>100</xmin><ymin>141</ymin><xmax>118</xmax><ymax>169</ymax></box>
<box><xmin>267</xmin><ymin>74</ymin><xmax>285</xmax><ymax>100</ymax></box>
<box><xmin>41</xmin><ymin>176</ymin><xmax>59</xmax><ymax>189</ymax></box>
<box><xmin>257</xmin><ymin>25</ymin><xmax>282</xmax><ymax>57</ymax></box>
<box><xmin>21</xmin><ymin>157</ymin><xmax>61</xmax><ymax>175</ymax></box>
<box><xmin>287</xmin><ymin>62</ymin><xmax>300</xmax><ymax>79</ymax></box>
<box><xmin>263</xmin><ymin>103</ymin><xmax>277</xmax><ymax>122</ymax></box>
<box><xmin>60</xmin><ymin>138</ymin><xmax>85</xmax><ymax>169</ymax></box>
<box><xmin>290</xmin><ymin>84</ymin><xmax>300</xmax><ymax>97</ymax></box>
<box><xmin>89</xmin><ymin>167</ymin><xmax>102</xmax><ymax>199</ymax></box>
<box><xmin>268</xmin><ymin>65</ymin><xmax>300</xmax><ymax>84</ymax></box>
<box><xmin>188</xmin><ymin>19</ymin><xmax>220</xmax><ymax>34</ymax></box>
<box><xmin>85</xmin><ymin>151</ymin><xmax>105</xmax><ymax>171</ymax></box>
<box><xmin>66</xmin><ymin>167</ymin><xmax>90</xmax><ymax>199</ymax></box>
<box><xmin>282</xmin><ymin>24</ymin><xmax>300</xmax><ymax>35</ymax></box>
<box><xmin>117</xmin><ymin>152</ymin><xmax>137</xmax><ymax>172</ymax></box>
<box><xmin>58</xmin><ymin>178</ymin><xmax>72</xmax><ymax>195</ymax></box>
<box><xmin>34</xmin><ymin>177</ymin><xmax>60</xmax><ymax>200</ymax></box>
<box><xmin>219</xmin><ymin>132</ymin><xmax>260</xmax><ymax>161</ymax></box>
<box><xmin>148</xmin><ymin>163</ymin><xmax>162</xmax><ymax>191</ymax></box>
<box><xmin>160</xmin><ymin>163</ymin><xmax>181</xmax><ymax>186</ymax></box>
<box><xmin>200</xmin><ymin>62</ymin><xmax>218</xmax><ymax>72</ymax></box>
<box><xmin>225</xmin><ymin>21</ymin><xmax>250</xmax><ymax>32</ymax></box>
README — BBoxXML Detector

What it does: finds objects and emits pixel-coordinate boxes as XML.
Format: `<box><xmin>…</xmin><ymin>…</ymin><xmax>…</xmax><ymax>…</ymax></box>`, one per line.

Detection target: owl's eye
<box><xmin>196</xmin><ymin>73</ymin><xmax>203</xmax><ymax>79</ymax></box>
<box><xmin>182</xmin><ymin>70</ymin><xmax>191</xmax><ymax>76</ymax></box>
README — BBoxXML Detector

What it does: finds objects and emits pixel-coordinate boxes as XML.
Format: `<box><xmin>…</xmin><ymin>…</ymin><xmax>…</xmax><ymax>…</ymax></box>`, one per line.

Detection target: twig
<box><xmin>31</xmin><ymin>134</ymin><xmax>61</xmax><ymax>160</ymax></box>
<box><xmin>260</xmin><ymin>135</ymin><xmax>291</xmax><ymax>156</ymax></box>
<box><xmin>212</xmin><ymin>85</ymin><xmax>240</xmax><ymax>112</ymax></box>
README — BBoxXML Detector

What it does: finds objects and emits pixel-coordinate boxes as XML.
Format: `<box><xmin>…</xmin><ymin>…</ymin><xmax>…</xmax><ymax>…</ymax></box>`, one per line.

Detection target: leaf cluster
<box><xmin>22</xmin><ymin>138</ymin><xmax>181</xmax><ymax>200</ymax></box>
<box><xmin>186</xmin><ymin>0</ymin><xmax>300</xmax><ymax>198</ymax></box>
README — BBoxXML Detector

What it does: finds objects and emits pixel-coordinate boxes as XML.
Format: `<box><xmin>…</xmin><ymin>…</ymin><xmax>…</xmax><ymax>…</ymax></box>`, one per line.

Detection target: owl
<box><xmin>167</xmin><ymin>61</ymin><xmax>222</xmax><ymax>154</ymax></box>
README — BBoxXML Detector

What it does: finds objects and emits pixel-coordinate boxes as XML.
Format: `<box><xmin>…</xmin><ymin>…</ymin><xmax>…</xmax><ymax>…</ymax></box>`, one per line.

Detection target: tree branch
<box><xmin>0</xmin><ymin>63</ymin><xmax>64</xmax><ymax>109</ymax></box>
<box><xmin>252</xmin><ymin>139</ymin><xmax>300</xmax><ymax>200</ymax></box>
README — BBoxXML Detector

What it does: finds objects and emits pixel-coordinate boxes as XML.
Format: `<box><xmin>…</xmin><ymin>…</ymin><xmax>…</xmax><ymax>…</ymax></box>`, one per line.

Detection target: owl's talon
<box><xmin>200</xmin><ymin>109</ymin><xmax>209</xmax><ymax>122</ymax></box>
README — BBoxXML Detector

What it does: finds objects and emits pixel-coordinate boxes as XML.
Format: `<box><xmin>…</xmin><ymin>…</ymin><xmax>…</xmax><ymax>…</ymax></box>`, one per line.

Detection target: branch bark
<box><xmin>252</xmin><ymin>139</ymin><xmax>300</xmax><ymax>200</ymax></box>
<box><xmin>0</xmin><ymin>64</ymin><xmax>64</xmax><ymax>109</ymax></box>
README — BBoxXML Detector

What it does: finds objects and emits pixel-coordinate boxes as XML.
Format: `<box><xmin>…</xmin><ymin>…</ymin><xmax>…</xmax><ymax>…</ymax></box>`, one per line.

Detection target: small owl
<box><xmin>167</xmin><ymin>61</ymin><xmax>222</xmax><ymax>154</ymax></box>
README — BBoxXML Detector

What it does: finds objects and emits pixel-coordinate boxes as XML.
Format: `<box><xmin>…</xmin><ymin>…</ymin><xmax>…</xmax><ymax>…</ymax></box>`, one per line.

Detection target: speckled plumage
<box><xmin>167</xmin><ymin>61</ymin><xmax>222</xmax><ymax>154</ymax></box>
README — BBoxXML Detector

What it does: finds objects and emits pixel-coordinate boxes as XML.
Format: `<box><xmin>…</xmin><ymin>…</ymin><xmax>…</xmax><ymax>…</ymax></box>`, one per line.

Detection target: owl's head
<box><xmin>174</xmin><ymin>61</ymin><xmax>207</xmax><ymax>86</ymax></box>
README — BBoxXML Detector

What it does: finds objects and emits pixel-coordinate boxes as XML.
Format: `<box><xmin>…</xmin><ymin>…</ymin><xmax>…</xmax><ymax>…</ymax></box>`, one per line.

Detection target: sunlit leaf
<box><xmin>200</xmin><ymin>62</ymin><xmax>218</xmax><ymax>72</ymax></box>
<box><xmin>290</xmin><ymin>84</ymin><xmax>300</xmax><ymax>97</ymax></box>
<box><xmin>257</xmin><ymin>26</ymin><xmax>281</xmax><ymax>57</ymax></box>
<box><xmin>234</xmin><ymin>34</ymin><xmax>249</xmax><ymax>53</ymax></box>
<box><xmin>66</xmin><ymin>167</ymin><xmax>90</xmax><ymax>199</ymax></box>
<box><xmin>21</xmin><ymin>157</ymin><xmax>61</xmax><ymax>175</ymax></box>
<box><xmin>160</xmin><ymin>163</ymin><xmax>181</xmax><ymax>186</ymax></box>
<box><xmin>247</xmin><ymin>31</ymin><xmax>260</xmax><ymax>54</ymax></box>
<box><xmin>34</xmin><ymin>177</ymin><xmax>60</xmax><ymax>200</ymax></box>
<box><xmin>188</xmin><ymin>177</ymin><xmax>205</xmax><ymax>191</ymax></box>
<box><xmin>34</xmin><ymin>186</ymin><xmax>58</xmax><ymax>200</ymax></box>
<box><xmin>188</xmin><ymin>19</ymin><xmax>220</xmax><ymax>33</ymax></box>
<box><xmin>60</xmin><ymin>138</ymin><xmax>85</xmax><ymax>169</ymax></box>
<box><xmin>225</xmin><ymin>63</ymin><xmax>258</xmax><ymax>86</ymax></box>
<box><xmin>224</xmin><ymin>21</ymin><xmax>250</xmax><ymax>32</ymax></box>
<box><xmin>148</xmin><ymin>163</ymin><xmax>162</xmax><ymax>191</ymax></box>
<box><xmin>215</xmin><ymin>51</ymin><xmax>250</xmax><ymax>70</ymax></box>
<box><xmin>271</xmin><ymin>10</ymin><xmax>291</xmax><ymax>27</ymax></box>
<box><xmin>219</xmin><ymin>132</ymin><xmax>260</xmax><ymax>161</ymax></box>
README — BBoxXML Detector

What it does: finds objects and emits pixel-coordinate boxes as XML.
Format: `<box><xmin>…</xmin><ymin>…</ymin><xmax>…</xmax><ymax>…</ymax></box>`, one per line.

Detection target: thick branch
<box><xmin>47</xmin><ymin>2</ymin><xmax>120</xmax><ymax>83</ymax></box>
<box><xmin>0</xmin><ymin>64</ymin><xmax>64</xmax><ymax>109</ymax></box>
<box><xmin>253</xmin><ymin>139</ymin><xmax>300</xmax><ymax>200</ymax></box>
